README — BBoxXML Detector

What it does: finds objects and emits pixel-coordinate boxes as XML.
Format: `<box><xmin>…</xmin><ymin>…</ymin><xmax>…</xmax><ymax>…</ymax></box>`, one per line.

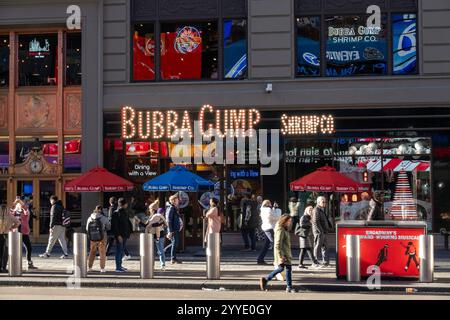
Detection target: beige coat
<box><xmin>273</xmin><ymin>223</ymin><xmax>292</xmax><ymax>266</ymax></box>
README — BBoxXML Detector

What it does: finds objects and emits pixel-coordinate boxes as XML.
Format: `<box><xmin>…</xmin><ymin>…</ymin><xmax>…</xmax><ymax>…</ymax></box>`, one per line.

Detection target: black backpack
<box><xmin>62</xmin><ymin>209</ymin><xmax>71</xmax><ymax>227</ymax></box>
<box><xmin>88</xmin><ymin>217</ymin><xmax>104</xmax><ymax>242</ymax></box>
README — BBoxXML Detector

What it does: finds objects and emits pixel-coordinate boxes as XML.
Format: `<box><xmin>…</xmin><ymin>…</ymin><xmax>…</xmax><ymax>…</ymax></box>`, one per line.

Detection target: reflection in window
<box><xmin>296</xmin><ymin>16</ymin><xmax>321</xmax><ymax>76</ymax></box>
<box><xmin>66</xmin><ymin>33</ymin><xmax>82</xmax><ymax>85</ymax></box>
<box><xmin>133</xmin><ymin>23</ymin><xmax>155</xmax><ymax>81</ymax></box>
<box><xmin>223</xmin><ymin>19</ymin><xmax>247</xmax><ymax>79</ymax></box>
<box><xmin>326</xmin><ymin>15</ymin><xmax>387</xmax><ymax>76</ymax></box>
<box><xmin>64</xmin><ymin>137</ymin><xmax>82</xmax><ymax>173</ymax></box>
<box><xmin>16</xmin><ymin>137</ymin><xmax>45</xmax><ymax>164</ymax></box>
<box><xmin>392</xmin><ymin>13</ymin><xmax>417</xmax><ymax>75</ymax></box>
<box><xmin>0</xmin><ymin>36</ymin><xmax>8</xmax><ymax>86</ymax></box>
<box><xmin>160</xmin><ymin>22</ymin><xmax>218</xmax><ymax>80</ymax></box>
<box><xmin>18</xmin><ymin>34</ymin><xmax>57</xmax><ymax>86</ymax></box>
<box><xmin>103</xmin><ymin>139</ymin><xmax>124</xmax><ymax>176</ymax></box>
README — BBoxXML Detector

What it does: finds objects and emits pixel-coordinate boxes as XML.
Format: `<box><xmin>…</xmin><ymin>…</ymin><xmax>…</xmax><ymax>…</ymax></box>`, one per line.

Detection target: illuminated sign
<box><xmin>122</xmin><ymin>105</ymin><xmax>261</xmax><ymax>140</ymax></box>
<box><xmin>175</xmin><ymin>26</ymin><xmax>201</xmax><ymax>54</ymax></box>
<box><xmin>28</xmin><ymin>38</ymin><xmax>50</xmax><ymax>58</ymax></box>
<box><xmin>281</xmin><ymin>114</ymin><xmax>335</xmax><ymax>135</ymax></box>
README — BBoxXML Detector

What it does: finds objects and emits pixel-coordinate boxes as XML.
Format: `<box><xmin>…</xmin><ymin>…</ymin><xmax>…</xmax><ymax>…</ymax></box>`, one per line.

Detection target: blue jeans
<box><xmin>115</xmin><ymin>237</ymin><xmax>127</xmax><ymax>270</ymax></box>
<box><xmin>169</xmin><ymin>231</ymin><xmax>180</xmax><ymax>260</ymax></box>
<box><xmin>155</xmin><ymin>237</ymin><xmax>166</xmax><ymax>267</ymax></box>
<box><xmin>241</xmin><ymin>227</ymin><xmax>256</xmax><ymax>250</ymax></box>
<box><xmin>257</xmin><ymin>230</ymin><xmax>274</xmax><ymax>262</ymax></box>
<box><xmin>266</xmin><ymin>264</ymin><xmax>292</xmax><ymax>289</ymax></box>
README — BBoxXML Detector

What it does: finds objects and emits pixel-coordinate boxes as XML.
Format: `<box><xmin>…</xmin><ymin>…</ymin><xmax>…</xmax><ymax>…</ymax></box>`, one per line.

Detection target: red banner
<box><xmin>337</xmin><ymin>226</ymin><xmax>426</xmax><ymax>278</ymax></box>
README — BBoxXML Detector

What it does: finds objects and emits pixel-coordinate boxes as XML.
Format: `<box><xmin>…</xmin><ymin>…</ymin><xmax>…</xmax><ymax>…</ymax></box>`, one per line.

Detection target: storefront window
<box><xmin>18</xmin><ymin>34</ymin><xmax>57</xmax><ymax>86</ymax></box>
<box><xmin>296</xmin><ymin>16</ymin><xmax>321</xmax><ymax>76</ymax></box>
<box><xmin>103</xmin><ymin>138</ymin><xmax>124</xmax><ymax>176</ymax></box>
<box><xmin>0</xmin><ymin>36</ymin><xmax>8</xmax><ymax>87</ymax></box>
<box><xmin>66</xmin><ymin>33</ymin><xmax>82</xmax><ymax>85</ymax></box>
<box><xmin>326</xmin><ymin>15</ymin><xmax>388</xmax><ymax>76</ymax></box>
<box><xmin>65</xmin><ymin>191</ymin><xmax>81</xmax><ymax>228</ymax></box>
<box><xmin>392</xmin><ymin>13</ymin><xmax>417</xmax><ymax>75</ymax></box>
<box><xmin>64</xmin><ymin>137</ymin><xmax>82</xmax><ymax>173</ymax></box>
<box><xmin>160</xmin><ymin>22</ymin><xmax>218</xmax><ymax>80</ymax></box>
<box><xmin>0</xmin><ymin>140</ymin><xmax>8</xmax><ymax>173</ymax></box>
<box><xmin>0</xmin><ymin>180</ymin><xmax>6</xmax><ymax>207</ymax></box>
<box><xmin>125</xmin><ymin>141</ymin><xmax>159</xmax><ymax>183</ymax></box>
<box><xmin>223</xmin><ymin>19</ymin><xmax>247</xmax><ymax>79</ymax></box>
<box><xmin>132</xmin><ymin>23</ymin><xmax>155</xmax><ymax>81</ymax></box>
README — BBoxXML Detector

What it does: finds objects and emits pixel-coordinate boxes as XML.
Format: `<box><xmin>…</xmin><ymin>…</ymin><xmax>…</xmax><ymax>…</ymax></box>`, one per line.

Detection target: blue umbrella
<box><xmin>143</xmin><ymin>165</ymin><xmax>214</xmax><ymax>192</ymax></box>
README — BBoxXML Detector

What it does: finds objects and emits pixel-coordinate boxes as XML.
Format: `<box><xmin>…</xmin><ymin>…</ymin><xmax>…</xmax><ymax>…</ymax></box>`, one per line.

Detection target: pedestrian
<box><xmin>86</xmin><ymin>205</ymin><xmax>110</xmax><ymax>273</ymax></box>
<box><xmin>259</xmin><ymin>214</ymin><xmax>295</xmax><ymax>293</ymax></box>
<box><xmin>295</xmin><ymin>205</ymin><xmax>320</xmax><ymax>269</ymax></box>
<box><xmin>111</xmin><ymin>198</ymin><xmax>132</xmax><ymax>272</ymax></box>
<box><xmin>39</xmin><ymin>195</ymin><xmax>69</xmax><ymax>259</ymax></box>
<box><xmin>312</xmin><ymin>196</ymin><xmax>330</xmax><ymax>267</ymax></box>
<box><xmin>367</xmin><ymin>192</ymin><xmax>384</xmax><ymax>221</ymax></box>
<box><xmin>10</xmin><ymin>197</ymin><xmax>37</xmax><ymax>270</ymax></box>
<box><xmin>166</xmin><ymin>193</ymin><xmax>183</xmax><ymax>264</ymax></box>
<box><xmin>0</xmin><ymin>205</ymin><xmax>21</xmax><ymax>273</ymax></box>
<box><xmin>204</xmin><ymin>198</ymin><xmax>222</xmax><ymax>244</ymax></box>
<box><xmin>288</xmin><ymin>197</ymin><xmax>300</xmax><ymax>229</ymax></box>
<box><xmin>143</xmin><ymin>205</ymin><xmax>168</xmax><ymax>270</ymax></box>
<box><xmin>240</xmin><ymin>195</ymin><xmax>259</xmax><ymax>251</ymax></box>
<box><xmin>105</xmin><ymin>196</ymin><xmax>117</xmax><ymax>256</ymax></box>
<box><xmin>257</xmin><ymin>200</ymin><xmax>281</xmax><ymax>265</ymax></box>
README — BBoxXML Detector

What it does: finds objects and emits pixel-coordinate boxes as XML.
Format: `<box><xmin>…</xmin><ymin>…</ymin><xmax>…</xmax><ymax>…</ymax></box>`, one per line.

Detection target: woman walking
<box><xmin>259</xmin><ymin>214</ymin><xmax>295</xmax><ymax>293</ymax></box>
<box><xmin>295</xmin><ymin>206</ymin><xmax>320</xmax><ymax>269</ymax></box>
<box><xmin>257</xmin><ymin>200</ymin><xmax>281</xmax><ymax>265</ymax></box>
<box><xmin>204</xmin><ymin>198</ymin><xmax>222</xmax><ymax>244</ymax></box>
<box><xmin>10</xmin><ymin>198</ymin><xmax>37</xmax><ymax>270</ymax></box>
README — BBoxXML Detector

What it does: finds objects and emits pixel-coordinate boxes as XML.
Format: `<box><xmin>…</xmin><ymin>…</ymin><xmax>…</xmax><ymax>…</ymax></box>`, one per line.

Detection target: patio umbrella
<box><xmin>64</xmin><ymin>166</ymin><xmax>134</xmax><ymax>192</ymax></box>
<box><xmin>290</xmin><ymin>166</ymin><xmax>370</xmax><ymax>193</ymax></box>
<box><xmin>143</xmin><ymin>165</ymin><xmax>214</xmax><ymax>192</ymax></box>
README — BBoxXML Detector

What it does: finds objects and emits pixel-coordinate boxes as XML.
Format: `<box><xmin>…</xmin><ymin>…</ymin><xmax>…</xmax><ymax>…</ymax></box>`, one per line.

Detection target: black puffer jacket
<box><xmin>111</xmin><ymin>207</ymin><xmax>132</xmax><ymax>239</ymax></box>
<box><xmin>49</xmin><ymin>200</ymin><xmax>64</xmax><ymax>228</ymax></box>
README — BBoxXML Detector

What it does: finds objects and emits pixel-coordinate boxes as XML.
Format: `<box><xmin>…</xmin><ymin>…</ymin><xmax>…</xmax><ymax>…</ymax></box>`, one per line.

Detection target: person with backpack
<box><xmin>166</xmin><ymin>193</ymin><xmax>182</xmax><ymax>264</ymax></box>
<box><xmin>0</xmin><ymin>205</ymin><xmax>21</xmax><ymax>273</ymax></box>
<box><xmin>111</xmin><ymin>198</ymin><xmax>132</xmax><ymax>272</ymax></box>
<box><xmin>86</xmin><ymin>205</ymin><xmax>111</xmax><ymax>273</ymax></box>
<box><xmin>39</xmin><ymin>195</ymin><xmax>69</xmax><ymax>259</ymax></box>
<box><xmin>10</xmin><ymin>197</ymin><xmax>37</xmax><ymax>270</ymax></box>
<box><xmin>295</xmin><ymin>205</ymin><xmax>320</xmax><ymax>269</ymax></box>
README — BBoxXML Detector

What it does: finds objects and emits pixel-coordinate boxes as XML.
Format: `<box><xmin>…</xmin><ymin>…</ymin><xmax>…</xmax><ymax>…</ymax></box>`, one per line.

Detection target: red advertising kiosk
<box><xmin>336</xmin><ymin>220</ymin><xmax>427</xmax><ymax>279</ymax></box>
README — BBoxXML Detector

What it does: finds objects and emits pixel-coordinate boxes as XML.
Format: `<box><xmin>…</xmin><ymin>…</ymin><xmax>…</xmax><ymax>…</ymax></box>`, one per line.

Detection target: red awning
<box><xmin>64</xmin><ymin>166</ymin><xmax>134</xmax><ymax>192</ymax></box>
<box><xmin>290</xmin><ymin>166</ymin><xmax>370</xmax><ymax>193</ymax></box>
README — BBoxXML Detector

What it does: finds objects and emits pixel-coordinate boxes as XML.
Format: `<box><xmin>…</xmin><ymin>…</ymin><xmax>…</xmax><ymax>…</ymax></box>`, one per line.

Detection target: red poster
<box><xmin>337</xmin><ymin>226</ymin><xmax>426</xmax><ymax>278</ymax></box>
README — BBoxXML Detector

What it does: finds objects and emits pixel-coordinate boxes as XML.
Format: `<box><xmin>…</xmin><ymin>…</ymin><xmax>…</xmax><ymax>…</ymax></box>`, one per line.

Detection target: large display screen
<box><xmin>392</xmin><ymin>13</ymin><xmax>417</xmax><ymax>75</ymax></box>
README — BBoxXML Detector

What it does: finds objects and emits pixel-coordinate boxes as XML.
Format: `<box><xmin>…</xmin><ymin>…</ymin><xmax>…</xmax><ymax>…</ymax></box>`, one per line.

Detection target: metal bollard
<box><xmin>346</xmin><ymin>235</ymin><xmax>360</xmax><ymax>282</ymax></box>
<box><xmin>206</xmin><ymin>233</ymin><xmax>220</xmax><ymax>280</ymax></box>
<box><xmin>73</xmin><ymin>233</ymin><xmax>87</xmax><ymax>278</ymax></box>
<box><xmin>140</xmin><ymin>233</ymin><xmax>154</xmax><ymax>279</ymax></box>
<box><xmin>8</xmin><ymin>232</ymin><xmax>22</xmax><ymax>277</ymax></box>
<box><xmin>419</xmin><ymin>235</ymin><xmax>434</xmax><ymax>283</ymax></box>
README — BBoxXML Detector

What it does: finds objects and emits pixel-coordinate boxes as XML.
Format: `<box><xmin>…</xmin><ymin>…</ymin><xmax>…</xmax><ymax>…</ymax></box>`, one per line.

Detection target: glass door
<box><xmin>38</xmin><ymin>181</ymin><xmax>56</xmax><ymax>235</ymax></box>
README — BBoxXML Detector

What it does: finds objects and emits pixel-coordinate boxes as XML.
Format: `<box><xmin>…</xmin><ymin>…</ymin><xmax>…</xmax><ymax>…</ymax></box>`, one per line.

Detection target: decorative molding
<box><xmin>65</xmin><ymin>93</ymin><xmax>82</xmax><ymax>131</ymax></box>
<box><xmin>16</xmin><ymin>93</ymin><xmax>57</xmax><ymax>130</ymax></box>
<box><xmin>13</xmin><ymin>149</ymin><xmax>60</xmax><ymax>176</ymax></box>
<box><xmin>0</xmin><ymin>95</ymin><xmax>7</xmax><ymax>128</ymax></box>
<box><xmin>158</xmin><ymin>0</ymin><xmax>218</xmax><ymax>19</ymax></box>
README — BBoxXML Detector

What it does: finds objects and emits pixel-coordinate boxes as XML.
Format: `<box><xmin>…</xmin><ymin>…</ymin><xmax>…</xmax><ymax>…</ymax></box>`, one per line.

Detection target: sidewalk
<box><xmin>1</xmin><ymin>245</ymin><xmax>450</xmax><ymax>293</ymax></box>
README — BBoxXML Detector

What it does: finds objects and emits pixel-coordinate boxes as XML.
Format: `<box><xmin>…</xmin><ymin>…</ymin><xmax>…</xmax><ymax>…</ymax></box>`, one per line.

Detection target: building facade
<box><xmin>1</xmin><ymin>0</ymin><xmax>450</xmax><ymax>244</ymax></box>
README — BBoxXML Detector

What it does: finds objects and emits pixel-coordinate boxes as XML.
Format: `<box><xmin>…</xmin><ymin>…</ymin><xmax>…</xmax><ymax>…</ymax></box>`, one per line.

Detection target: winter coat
<box><xmin>273</xmin><ymin>223</ymin><xmax>292</xmax><ymax>266</ymax></box>
<box><xmin>166</xmin><ymin>204</ymin><xmax>181</xmax><ymax>234</ymax></box>
<box><xmin>49</xmin><ymin>200</ymin><xmax>64</xmax><ymax>228</ymax></box>
<box><xmin>296</xmin><ymin>215</ymin><xmax>314</xmax><ymax>249</ymax></box>
<box><xmin>111</xmin><ymin>207</ymin><xmax>132</xmax><ymax>239</ymax></box>
<box><xmin>312</xmin><ymin>206</ymin><xmax>329</xmax><ymax>236</ymax></box>
<box><xmin>260</xmin><ymin>206</ymin><xmax>281</xmax><ymax>231</ymax></box>
<box><xmin>145</xmin><ymin>213</ymin><xmax>167</xmax><ymax>239</ymax></box>
<box><xmin>0</xmin><ymin>208</ymin><xmax>21</xmax><ymax>234</ymax></box>
<box><xmin>86</xmin><ymin>212</ymin><xmax>111</xmax><ymax>236</ymax></box>
<box><xmin>367</xmin><ymin>199</ymin><xmax>384</xmax><ymax>221</ymax></box>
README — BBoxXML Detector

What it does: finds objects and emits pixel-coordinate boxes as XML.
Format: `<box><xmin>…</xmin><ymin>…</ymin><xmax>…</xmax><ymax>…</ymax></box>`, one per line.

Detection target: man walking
<box><xmin>166</xmin><ymin>193</ymin><xmax>182</xmax><ymax>264</ymax></box>
<box><xmin>39</xmin><ymin>195</ymin><xmax>69</xmax><ymax>259</ymax></box>
<box><xmin>111</xmin><ymin>198</ymin><xmax>132</xmax><ymax>272</ymax></box>
<box><xmin>312</xmin><ymin>196</ymin><xmax>330</xmax><ymax>267</ymax></box>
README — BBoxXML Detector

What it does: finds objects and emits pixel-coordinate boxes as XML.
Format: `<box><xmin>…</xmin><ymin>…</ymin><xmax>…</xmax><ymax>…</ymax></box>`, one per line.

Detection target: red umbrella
<box><xmin>290</xmin><ymin>166</ymin><xmax>370</xmax><ymax>193</ymax></box>
<box><xmin>64</xmin><ymin>166</ymin><xmax>134</xmax><ymax>192</ymax></box>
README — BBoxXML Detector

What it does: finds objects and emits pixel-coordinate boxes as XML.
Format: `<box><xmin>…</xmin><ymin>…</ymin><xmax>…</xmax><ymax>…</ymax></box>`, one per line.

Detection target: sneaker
<box><xmin>259</xmin><ymin>277</ymin><xmax>268</xmax><ymax>291</ymax></box>
<box><xmin>100</xmin><ymin>269</ymin><xmax>106</xmax><ymax>273</ymax></box>
<box><xmin>115</xmin><ymin>269</ymin><xmax>125</xmax><ymax>273</ymax></box>
<box><xmin>27</xmin><ymin>262</ymin><xmax>38</xmax><ymax>270</ymax></box>
<box><xmin>311</xmin><ymin>263</ymin><xmax>321</xmax><ymax>269</ymax></box>
<box><xmin>120</xmin><ymin>267</ymin><xmax>128</xmax><ymax>271</ymax></box>
<box><xmin>298</xmin><ymin>264</ymin><xmax>307</xmax><ymax>269</ymax></box>
<box><xmin>160</xmin><ymin>266</ymin><xmax>166</xmax><ymax>271</ymax></box>
<box><xmin>321</xmin><ymin>262</ymin><xmax>330</xmax><ymax>267</ymax></box>
<box><xmin>171</xmin><ymin>259</ymin><xmax>182</xmax><ymax>264</ymax></box>
<box><xmin>286</xmin><ymin>287</ymin><xmax>296</xmax><ymax>293</ymax></box>
<box><xmin>39</xmin><ymin>253</ymin><xmax>50</xmax><ymax>259</ymax></box>
<box><xmin>60</xmin><ymin>254</ymin><xmax>68</xmax><ymax>259</ymax></box>
<box><xmin>123</xmin><ymin>255</ymin><xmax>131</xmax><ymax>261</ymax></box>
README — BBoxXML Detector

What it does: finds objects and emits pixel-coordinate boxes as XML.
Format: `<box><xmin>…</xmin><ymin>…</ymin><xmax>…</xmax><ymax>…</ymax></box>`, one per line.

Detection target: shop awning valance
<box><xmin>64</xmin><ymin>166</ymin><xmax>134</xmax><ymax>192</ymax></box>
<box><xmin>290</xmin><ymin>166</ymin><xmax>370</xmax><ymax>193</ymax></box>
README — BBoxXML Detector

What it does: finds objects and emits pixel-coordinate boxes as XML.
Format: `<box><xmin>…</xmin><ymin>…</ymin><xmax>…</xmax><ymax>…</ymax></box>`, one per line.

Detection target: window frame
<box><xmin>294</xmin><ymin>1</ymin><xmax>418</xmax><ymax>78</ymax></box>
<box><xmin>0</xmin><ymin>34</ymin><xmax>9</xmax><ymax>87</ymax></box>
